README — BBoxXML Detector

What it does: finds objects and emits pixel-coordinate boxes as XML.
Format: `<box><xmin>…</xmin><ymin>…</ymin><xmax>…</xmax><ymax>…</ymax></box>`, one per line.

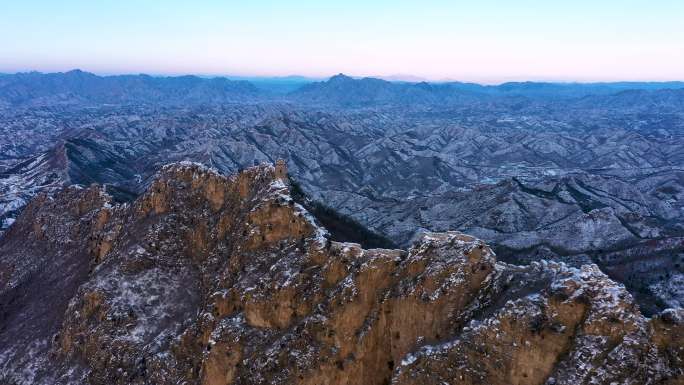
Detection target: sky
<box><xmin>1</xmin><ymin>0</ymin><xmax>683</xmax><ymax>83</ymax></box>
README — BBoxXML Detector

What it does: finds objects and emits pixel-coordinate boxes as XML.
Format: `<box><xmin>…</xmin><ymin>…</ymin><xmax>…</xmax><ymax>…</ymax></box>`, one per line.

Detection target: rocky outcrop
<box><xmin>0</xmin><ymin>162</ymin><xmax>682</xmax><ymax>385</ymax></box>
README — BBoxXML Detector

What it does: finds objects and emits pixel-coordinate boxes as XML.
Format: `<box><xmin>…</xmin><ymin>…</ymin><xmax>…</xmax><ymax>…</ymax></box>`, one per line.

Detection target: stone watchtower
<box><xmin>275</xmin><ymin>159</ymin><xmax>288</xmax><ymax>181</ymax></box>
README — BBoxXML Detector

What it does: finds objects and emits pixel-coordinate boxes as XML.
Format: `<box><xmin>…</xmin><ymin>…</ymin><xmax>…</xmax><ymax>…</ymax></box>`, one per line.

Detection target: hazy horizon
<box><xmin>4</xmin><ymin>68</ymin><xmax>684</xmax><ymax>86</ymax></box>
<box><xmin>2</xmin><ymin>0</ymin><xmax>684</xmax><ymax>83</ymax></box>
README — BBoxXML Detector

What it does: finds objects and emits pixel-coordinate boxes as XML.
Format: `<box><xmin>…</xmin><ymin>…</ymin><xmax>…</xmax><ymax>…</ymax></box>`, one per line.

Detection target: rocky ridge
<box><xmin>0</xmin><ymin>163</ymin><xmax>682</xmax><ymax>385</ymax></box>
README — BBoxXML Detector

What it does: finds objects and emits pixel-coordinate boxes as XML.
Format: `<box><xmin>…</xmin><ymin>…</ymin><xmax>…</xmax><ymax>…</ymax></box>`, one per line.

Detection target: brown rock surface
<box><xmin>0</xmin><ymin>162</ymin><xmax>681</xmax><ymax>385</ymax></box>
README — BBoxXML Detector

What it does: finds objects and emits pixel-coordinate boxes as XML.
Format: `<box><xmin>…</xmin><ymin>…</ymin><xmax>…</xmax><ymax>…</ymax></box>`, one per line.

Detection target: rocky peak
<box><xmin>328</xmin><ymin>73</ymin><xmax>353</xmax><ymax>83</ymax></box>
<box><xmin>0</xmin><ymin>163</ymin><xmax>682</xmax><ymax>385</ymax></box>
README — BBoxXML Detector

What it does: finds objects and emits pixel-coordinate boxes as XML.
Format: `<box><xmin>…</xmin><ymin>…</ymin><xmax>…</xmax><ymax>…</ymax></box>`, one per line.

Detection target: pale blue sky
<box><xmin>1</xmin><ymin>0</ymin><xmax>683</xmax><ymax>82</ymax></box>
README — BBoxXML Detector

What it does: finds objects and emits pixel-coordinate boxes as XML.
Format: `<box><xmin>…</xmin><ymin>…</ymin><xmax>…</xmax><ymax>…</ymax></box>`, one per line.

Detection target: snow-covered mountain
<box><xmin>1</xmin><ymin>71</ymin><xmax>683</xmax><ymax>313</ymax></box>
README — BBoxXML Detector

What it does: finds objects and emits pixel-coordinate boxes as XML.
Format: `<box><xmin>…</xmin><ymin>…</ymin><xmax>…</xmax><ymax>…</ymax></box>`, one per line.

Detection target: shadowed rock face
<box><xmin>0</xmin><ymin>163</ymin><xmax>682</xmax><ymax>385</ymax></box>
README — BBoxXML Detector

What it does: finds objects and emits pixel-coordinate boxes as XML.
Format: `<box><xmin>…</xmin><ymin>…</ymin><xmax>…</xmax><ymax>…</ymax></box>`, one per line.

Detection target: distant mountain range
<box><xmin>292</xmin><ymin>73</ymin><xmax>684</xmax><ymax>107</ymax></box>
<box><xmin>0</xmin><ymin>70</ymin><xmax>261</xmax><ymax>107</ymax></box>
<box><xmin>1</xmin><ymin>70</ymin><xmax>682</xmax><ymax>108</ymax></box>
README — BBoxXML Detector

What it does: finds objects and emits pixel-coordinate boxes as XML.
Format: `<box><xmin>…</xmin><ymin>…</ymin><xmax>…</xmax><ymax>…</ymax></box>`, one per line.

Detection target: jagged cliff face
<box><xmin>0</xmin><ymin>163</ymin><xmax>682</xmax><ymax>385</ymax></box>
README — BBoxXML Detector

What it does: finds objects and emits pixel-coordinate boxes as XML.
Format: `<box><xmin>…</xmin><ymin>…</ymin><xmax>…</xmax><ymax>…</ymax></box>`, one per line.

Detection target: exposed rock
<box><xmin>0</xmin><ymin>163</ymin><xmax>682</xmax><ymax>385</ymax></box>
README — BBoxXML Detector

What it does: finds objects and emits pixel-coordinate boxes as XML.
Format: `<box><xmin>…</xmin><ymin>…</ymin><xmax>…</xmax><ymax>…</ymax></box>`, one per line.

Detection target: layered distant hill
<box><xmin>290</xmin><ymin>73</ymin><xmax>684</xmax><ymax>107</ymax></box>
<box><xmin>2</xmin><ymin>70</ymin><xmax>683</xmax><ymax>108</ymax></box>
<box><xmin>0</xmin><ymin>70</ymin><xmax>262</xmax><ymax>107</ymax></box>
<box><xmin>1</xmin><ymin>70</ymin><xmax>683</xmax><ymax>314</ymax></box>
